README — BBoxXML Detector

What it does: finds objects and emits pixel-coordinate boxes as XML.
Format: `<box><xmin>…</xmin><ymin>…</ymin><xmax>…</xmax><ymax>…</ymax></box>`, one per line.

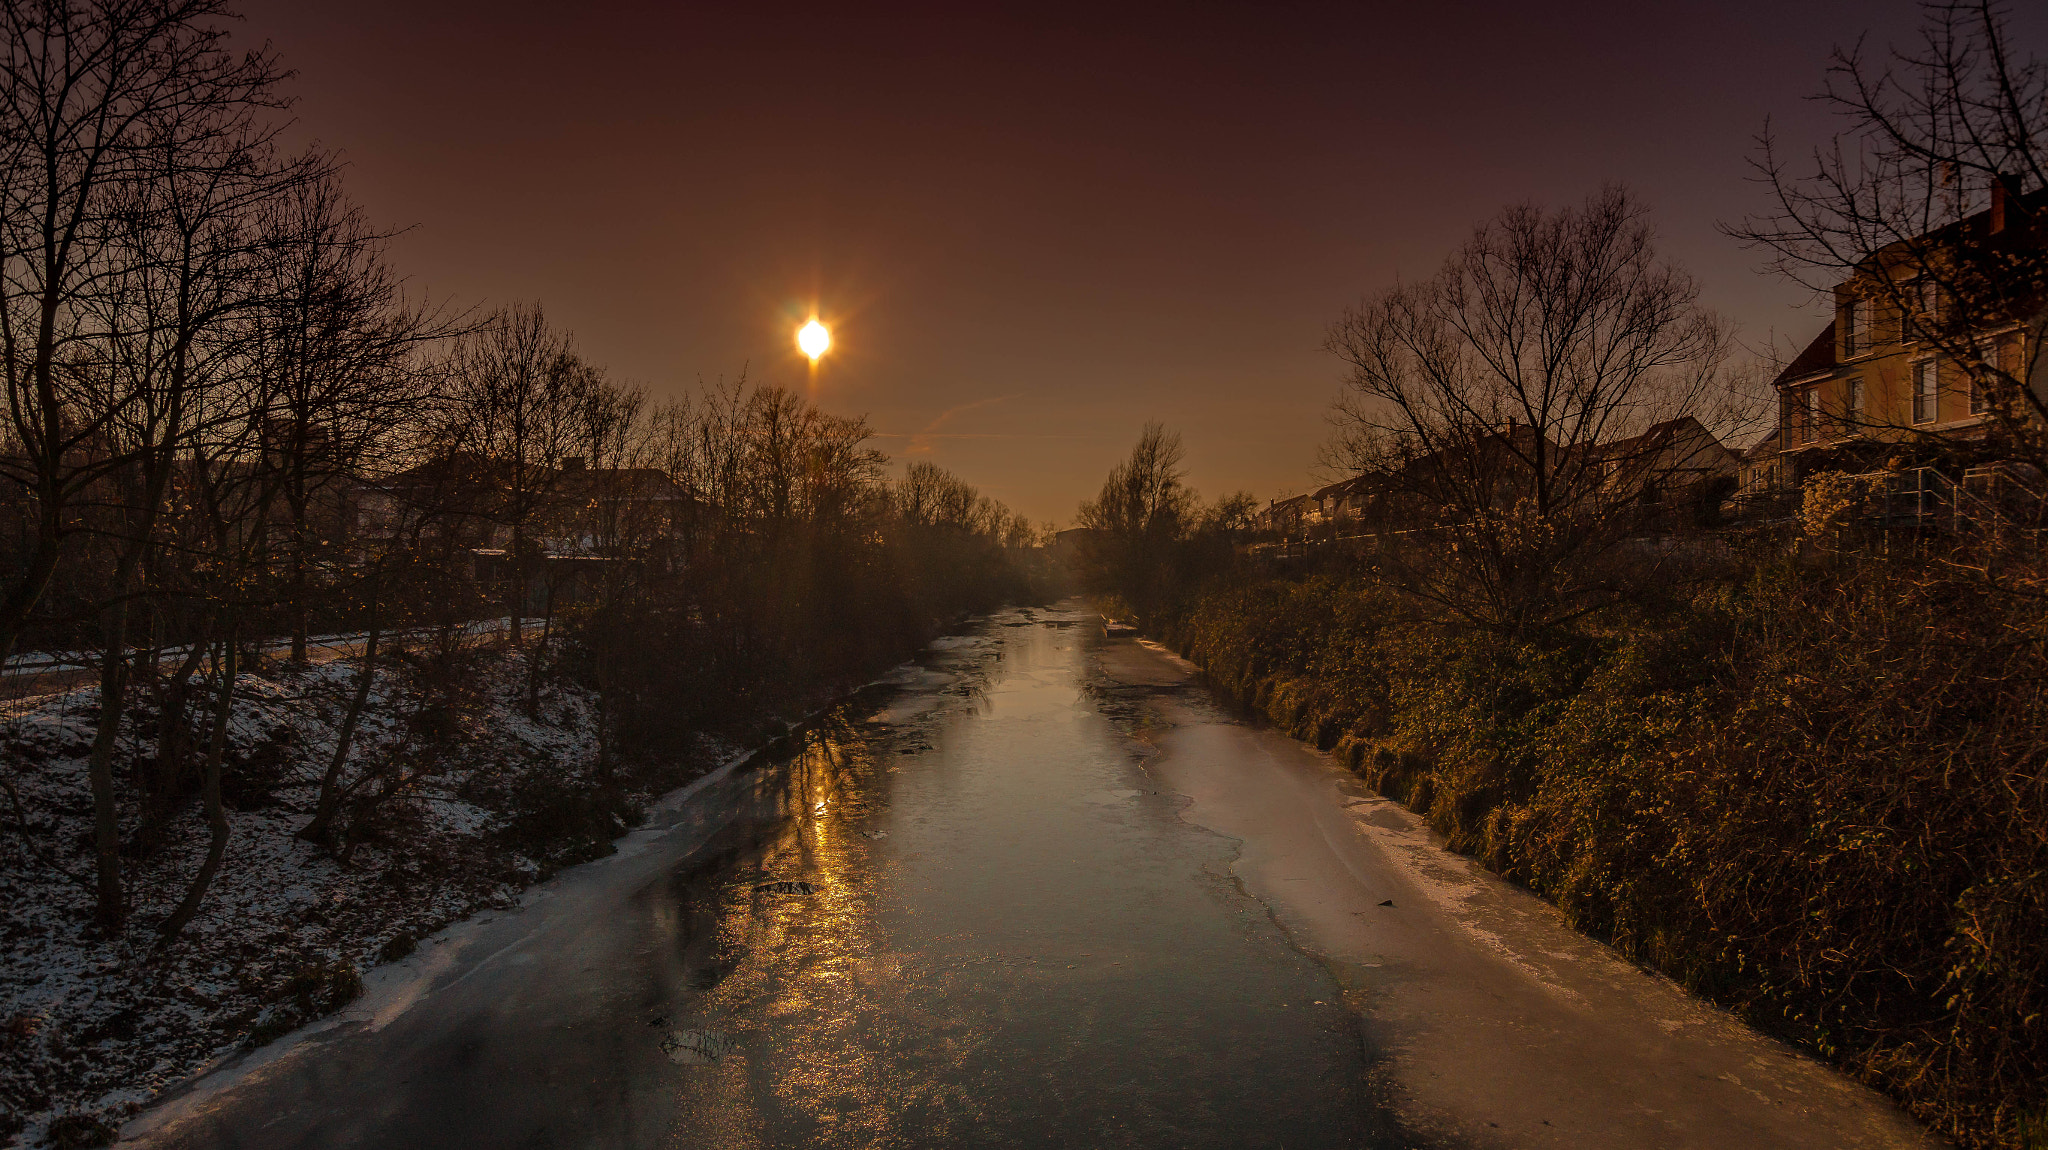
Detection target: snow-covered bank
<box><xmin>0</xmin><ymin>644</ymin><xmax>730</xmax><ymax>1148</ymax></box>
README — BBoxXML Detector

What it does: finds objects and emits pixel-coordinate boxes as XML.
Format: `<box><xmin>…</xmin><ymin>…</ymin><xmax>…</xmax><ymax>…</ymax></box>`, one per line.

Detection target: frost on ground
<box><xmin>0</xmin><ymin>641</ymin><xmax>722</xmax><ymax>1148</ymax></box>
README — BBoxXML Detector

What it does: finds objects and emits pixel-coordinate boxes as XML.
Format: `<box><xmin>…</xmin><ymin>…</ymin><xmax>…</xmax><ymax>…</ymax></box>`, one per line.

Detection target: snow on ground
<box><xmin>0</xmin><ymin>640</ymin><xmax>713</xmax><ymax>1148</ymax></box>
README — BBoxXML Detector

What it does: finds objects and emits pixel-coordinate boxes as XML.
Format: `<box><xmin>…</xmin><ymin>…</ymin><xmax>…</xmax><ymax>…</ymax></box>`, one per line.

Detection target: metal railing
<box><xmin>0</xmin><ymin>616</ymin><xmax>535</xmax><ymax>706</ymax></box>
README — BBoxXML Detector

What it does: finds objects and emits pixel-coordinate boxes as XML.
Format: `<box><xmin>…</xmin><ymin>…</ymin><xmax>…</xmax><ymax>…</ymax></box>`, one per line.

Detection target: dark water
<box><xmin>643</xmin><ymin>605</ymin><xmax>1405</xmax><ymax>1148</ymax></box>
<box><xmin>141</xmin><ymin>604</ymin><xmax>1413</xmax><ymax>1150</ymax></box>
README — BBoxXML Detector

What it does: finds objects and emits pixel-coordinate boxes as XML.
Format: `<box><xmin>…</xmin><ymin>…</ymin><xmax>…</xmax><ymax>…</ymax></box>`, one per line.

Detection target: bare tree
<box><xmin>154</xmin><ymin>391</ymin><xmax>277</xmax><ymax>946</ymax></box>
<box><xmin>446</xmin><ymin>303</ymin><xmax>580</xmax><ymax>644</ymax></box>
<box><xmin>66</xmin><ymin>32</ymin><xmax>302</xmax><ymax>930</ymax></box>
<box><xmin>896</xmin><ymin>459</ymin><xmax>981</xmax><ymax>530</ymax></box>
<box><xmin>1075</xmin><ymin>422</ymin><xmax>1198</xmax><ymax>615</ymax></box>
<box><xmin>1324</xmin><ymin>186</ymin><xmax>1732</xmax><ymax>633</ymax></box>
<box><xmin>0</xmin><ymin>0</ymin><xmax>288</xmax><ymax>672</ymax></box>
<box><xmin>255</xmin><ymin>163</ymin><xmax>444</xmax><ymax>662</ymax></box>
<box><xmin>1078</xmin><ymin>422</ymin><xmax>1194</xmax><ymax>540</ymax></box>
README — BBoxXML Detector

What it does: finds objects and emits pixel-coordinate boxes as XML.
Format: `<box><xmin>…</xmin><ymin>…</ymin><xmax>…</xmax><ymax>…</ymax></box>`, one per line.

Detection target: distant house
<box><xmin>1735</xmin><ymin>427</ymin><xmax>1785</xmax><ymax>497</ymax></box>
<box><xmin>354</xmin><ymin>454</ymin><xmax>693</xmax><ymax>551</ymax></box>
<box><xmin>1312</xmin><ymin>475</ymin><xmax>1379</xmax><ymax>527</ymax></box>
<box><xmin>541</xmin><ymin>460</ymin><xmax>695</xmax><ymax>555</ymax></box>
<box><xmin>351</xmin><ymin>453</ymin><xmax>698</xmax><ymax>607</ymax></box>
<box><xmin>1588</xmin><ymin>416</ymin><xmax>1740</xmax><ymax>507</ymax></box>
<box><xmin>350</xmin><ymin>451</ymin><xmax>511</xmax><ymax>550</ymax></box>
<box><xmin>1253</xmin><ymin>493</ymin><xmax>1316</xmax><ymax>539</ymax></box>
<box><xmin>1269</xmin><ymin>417</ymin><xmax>1739</xmax><ymax>541</ymax></box>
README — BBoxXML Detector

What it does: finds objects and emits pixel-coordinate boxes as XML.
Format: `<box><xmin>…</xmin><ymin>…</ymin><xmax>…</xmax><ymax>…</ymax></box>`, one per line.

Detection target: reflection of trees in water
<box><xmin>1080</xmin><ymin>675</ymin><xmax>1194</xmax><ymax>745</ymax></box>
<box><xmin>656</xmin><ymin>675</ymin><xmax>1008</xmax><ymax>1140</ymax></box>
<box><xmin>938</xmin><ymin>660</ymin><xmax>995</xmax><ymax>710</ymax></box>
<box><xmin>665</xmin><ymin>716</ymin><xmax>873</xmax><ymax>991</ymax></box>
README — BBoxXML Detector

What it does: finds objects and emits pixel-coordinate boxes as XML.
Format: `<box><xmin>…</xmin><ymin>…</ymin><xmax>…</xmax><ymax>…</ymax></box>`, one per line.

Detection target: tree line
<box><xmin>0</xmin><ymin>0</ymin><xmax>1048</xmax><ymax>941</ymax></box>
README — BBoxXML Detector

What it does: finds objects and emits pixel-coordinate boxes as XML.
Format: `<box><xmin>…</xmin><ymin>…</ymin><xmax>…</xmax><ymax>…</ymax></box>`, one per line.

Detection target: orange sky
<box><xmin>237</xmin><ymin>1</ymin><xmax>2039</xmax><ymax>525</ymax></box>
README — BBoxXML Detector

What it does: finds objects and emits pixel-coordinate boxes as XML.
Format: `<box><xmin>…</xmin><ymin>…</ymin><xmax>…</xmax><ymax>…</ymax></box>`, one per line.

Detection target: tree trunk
<box><xmin>508</xmin><ymin>523</ymin><xmax>526</xmax><ymax>646</ymax></box>
<box><xmin>155</xmin><ymin>624</ymin><xmax>236</xmax><ymax>948</ymax></box>
<box><xmin>300</xmin><ymin>600</ymin><xmax>380</xmax><ymax>845</ymax></box>
<box><xmin>525</xmin><ymin>572</ymin><xmax>556</xmax><ymax>720</ymax></box>
<box><xmin>87</xmin><ymin>591</ymin><xmax>133</xmax><ymax>932</ymax></box>
<box><xmin>290</xmin><ymin>567</ymin><xmax>309</xmax><ymax>663</ymax></box>
<box><xmin>289</xmin><ymin>489</ymin><xmax>310</xmax><ymax>663</ymax></box>
<box><xmin>0</xmin><ymin>502</ymin><xmax>65</xmax><ymax>668</ymax></box>
<box><xmin>138</xmin><ymin>632</ymin><xmax>212</xmax><ymax>858</ymax></box>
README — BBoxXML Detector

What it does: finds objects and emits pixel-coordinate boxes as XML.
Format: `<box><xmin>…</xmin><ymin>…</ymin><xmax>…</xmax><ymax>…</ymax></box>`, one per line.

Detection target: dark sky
<box><xmin>235</xmin><ymin>0</ymin><xmax>2033</xmax><ymax>525</ymax></box>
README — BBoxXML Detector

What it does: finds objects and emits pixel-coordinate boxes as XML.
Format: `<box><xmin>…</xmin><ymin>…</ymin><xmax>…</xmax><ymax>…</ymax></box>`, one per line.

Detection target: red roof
<box><xmin>1772</xmin><ymin>322</ymin><xmax>1837</xmax><ymax>387</ymax></box>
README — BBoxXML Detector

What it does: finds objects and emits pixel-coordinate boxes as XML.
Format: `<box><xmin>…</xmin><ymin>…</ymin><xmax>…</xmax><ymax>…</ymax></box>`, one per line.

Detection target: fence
<box><xmin>0</xmin><ymin>617</ymin><xmax>529</xmax><ymax>709</ymax></box>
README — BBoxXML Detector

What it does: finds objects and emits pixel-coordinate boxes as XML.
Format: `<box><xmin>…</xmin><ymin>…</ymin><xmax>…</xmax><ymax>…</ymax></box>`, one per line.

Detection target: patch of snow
<box><xmin>0</xmin><ymin>639</ymin><xmax>660</xmax><ymax>1140</ymax></box>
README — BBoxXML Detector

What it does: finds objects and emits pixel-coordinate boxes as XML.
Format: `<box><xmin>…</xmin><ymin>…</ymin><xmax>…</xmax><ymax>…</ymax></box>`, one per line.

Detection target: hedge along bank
<box><xmin>1152</xmin><ymin>563</ymin><xmax>2047</xmax><ymax>1150</ymax></box>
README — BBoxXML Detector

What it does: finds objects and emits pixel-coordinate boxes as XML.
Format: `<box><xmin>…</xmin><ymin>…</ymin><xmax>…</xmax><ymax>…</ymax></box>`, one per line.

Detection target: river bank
<box><xmin>1103</xmin><ymin>637</ymin><xmax>1929</xmax><ymax>1150</ymax></box>
<box><xmin>0</xmin><ymin>617</ymin><xmax>975</xmax><ymax>1148</ymax></box>
<box><xmin>124</xmin><ymin>605</ymin><xmax>1936</xmax><ymax>1150</ymax></box>
<box><xmin>1148</xmin><ymin>565</ymin><xmax>2046</xmax><ymax>1150</ymax></box>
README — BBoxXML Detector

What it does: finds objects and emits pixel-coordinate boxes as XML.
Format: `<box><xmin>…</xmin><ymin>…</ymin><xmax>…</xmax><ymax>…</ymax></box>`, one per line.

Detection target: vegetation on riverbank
<box><xmin>1137</xmin><ymin>554</ymin><xmax>2045</xmax><ymax>1149</ymax></box>
<box><xmin>2</xmin><ymin>520</ymin><xmax>1045</xmax><ymax>1146</ymax></box>
<box><xmin>1</xmin><ymin>645</ymin><xmax>617</xmax><ymax>1148</ymax></box>
<box><xmin>1061</xmin><ymin>177</ymin><xmax>2045</xmax><ymax>1144</ymax></box>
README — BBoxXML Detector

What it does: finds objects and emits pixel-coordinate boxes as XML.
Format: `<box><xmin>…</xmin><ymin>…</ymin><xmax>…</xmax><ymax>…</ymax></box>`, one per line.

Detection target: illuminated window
<box><xmin>1913</xmin><ymin>359</ymin><xmax>1938</xmax><ymax>424</ymax></box>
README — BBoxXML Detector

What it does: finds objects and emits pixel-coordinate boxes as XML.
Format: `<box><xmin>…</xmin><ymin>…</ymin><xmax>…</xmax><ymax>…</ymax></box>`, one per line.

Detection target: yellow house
<box><xmin>1772</xmin><ymin>181</ymin><xmax>2038</xmax><ymax>482</ymax></box>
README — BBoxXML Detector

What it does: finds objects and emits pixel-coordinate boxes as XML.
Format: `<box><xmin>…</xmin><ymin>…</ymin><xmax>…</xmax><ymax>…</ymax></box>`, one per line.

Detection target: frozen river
<box><xmin>129</xmin><ymin>603</ymin><xmax>1930</xmax><ymax>1149</ymax></box>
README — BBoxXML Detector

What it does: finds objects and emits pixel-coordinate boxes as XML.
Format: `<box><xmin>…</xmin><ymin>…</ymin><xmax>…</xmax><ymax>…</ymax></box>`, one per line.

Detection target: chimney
<box><xmin>1988</xmin><ymin>174</ymin><xmax>2028</xmax><ymax>234</ymax></box>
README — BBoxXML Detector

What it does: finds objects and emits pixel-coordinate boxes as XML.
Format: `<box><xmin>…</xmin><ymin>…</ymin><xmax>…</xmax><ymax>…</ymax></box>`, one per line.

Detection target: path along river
<box><xmin>127</xmin><ymin>603</ymin><xmax>1932</xmax><ymax>1149</ymax></box>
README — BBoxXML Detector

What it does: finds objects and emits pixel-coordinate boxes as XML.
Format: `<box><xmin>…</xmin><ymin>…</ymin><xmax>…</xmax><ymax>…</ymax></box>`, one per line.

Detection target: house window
<box><xmin>1846</xmin><ymin>377</ymin><xmax>1864</xmax><ymax>423</ymax></box>
<box><xmin>1842</xmin><ymin>298</ymin><xmax>1865</xmax><ymax>356</ymax></box>
<box><xmin>1807</xmin><ymin>385</ymin><xmax>1823</xmax><ymax>438</ymax></box>
<box><xmin>1915</xmin><ymin>278</ymin><xmax>1939</xmax><ymax>335</ymax></box>
<box><xmin>1913</xmin><ymin>359</ymin><xmax>1938</xmax><ymax>424</ymax></box>
<box><xmin>1975</xmin><ymin>335</ymin><xmax>2022</xmax><ymax>416</ymax></box>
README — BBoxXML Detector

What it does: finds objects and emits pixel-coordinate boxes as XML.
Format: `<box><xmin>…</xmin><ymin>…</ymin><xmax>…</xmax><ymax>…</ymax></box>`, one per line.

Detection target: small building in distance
<box><xmin>1252</xmin><ymin>493</ymin><xmax>1316</xmax><ymax>539</ymax></box>
<box><xmin>1254</xmin><ymin>416</ymin><xmax>1740</xmax><ymax>543</ymax></box>
<box><xmin>1588</xmin><ymin>416</ymin><xmax>1741</xmax><ymax>508</ymax></box>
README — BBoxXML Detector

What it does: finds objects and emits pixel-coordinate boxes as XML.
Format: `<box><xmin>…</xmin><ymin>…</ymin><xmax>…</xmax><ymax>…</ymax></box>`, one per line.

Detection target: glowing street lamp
<box><xmin>797</xmin><ymin>318</ymin><xmax>831</xmax><ymax>362</ymax></box>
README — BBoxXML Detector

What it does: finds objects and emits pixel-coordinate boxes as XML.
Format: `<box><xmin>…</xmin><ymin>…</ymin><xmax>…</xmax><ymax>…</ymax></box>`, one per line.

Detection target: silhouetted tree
<box><xmin>1324</xmin><ymin>186</ymin><xmax>1732</xmax><ymax>633</ymax></box>
<box><xmin>0</xmin><ymin>0</ymin><xmax>289</xmax><ymax>678</ymax></box>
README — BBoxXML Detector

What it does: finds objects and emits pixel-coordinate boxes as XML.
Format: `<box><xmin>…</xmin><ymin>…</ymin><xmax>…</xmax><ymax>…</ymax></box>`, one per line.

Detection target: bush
<box><xmin>494</xmin><ymin>771</ymin><xmax>637</xmax><ymax>869</ymax></box>
<box><xmin>245</xmin><ymin>959</ymin><xmax>364</xmax><ymax>1048</ymax></box>
<box><xmin>377</xmin><ymin>931</ymin><xmax>417</xmax><ymax>962</ymax></box>
<box><xmin>1157</xmin><ymin>556</ymin><xmax>2047</xmax><ymax>1149</ymax></box>
<box><xmin>44</xmin><ymin>1111</ymin><xmax>116</xmax><ymax>1148</ymax></box>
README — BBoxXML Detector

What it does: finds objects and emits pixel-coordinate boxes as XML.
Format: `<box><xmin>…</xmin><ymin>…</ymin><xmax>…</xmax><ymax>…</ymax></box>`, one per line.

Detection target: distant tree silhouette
<box><xmin>1324</xmin><ymin>186</ymin><xmax>1733</xmax><ymax>633</ymax></box>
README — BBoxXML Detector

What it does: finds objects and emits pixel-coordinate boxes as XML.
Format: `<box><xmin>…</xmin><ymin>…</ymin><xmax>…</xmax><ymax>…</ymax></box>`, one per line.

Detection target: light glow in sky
<box><xmin>798</xmin><ymin>318</ymin><xmax>831</xmax><ymax>361</ymax></box>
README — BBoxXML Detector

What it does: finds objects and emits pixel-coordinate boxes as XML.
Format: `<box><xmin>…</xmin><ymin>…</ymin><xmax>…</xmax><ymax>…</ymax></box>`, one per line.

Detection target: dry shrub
<box><xmin>1161</xmin><ymin>556</ymin><xmax>2046</xmax><ymax>1148</ymax></box>
<box><xmin>1800</xmin><ymin>470</ymin><xmax>1874</xmax><ymax>538</ymax></box>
